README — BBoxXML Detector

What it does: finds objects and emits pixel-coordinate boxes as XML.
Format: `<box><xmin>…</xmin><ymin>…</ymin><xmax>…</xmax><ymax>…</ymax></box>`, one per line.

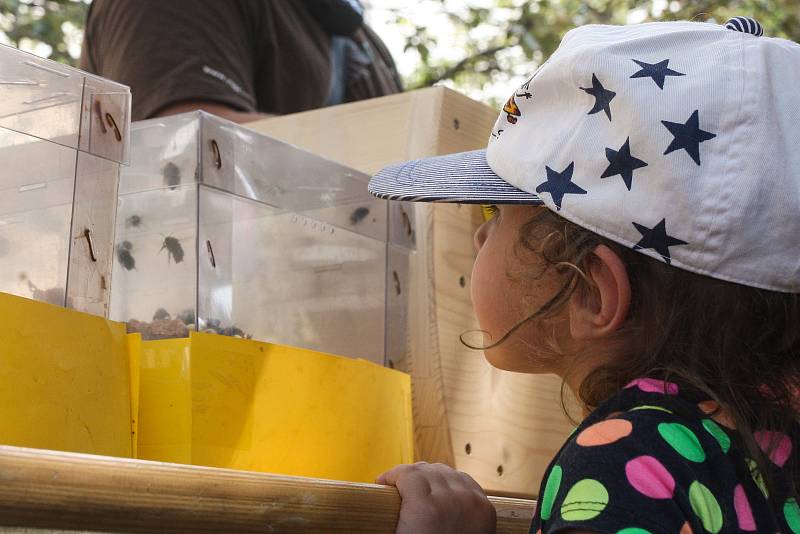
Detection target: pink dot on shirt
<box><xmin>734</xmin><ymin>484</ymin><xmax>757</xmax><ymax>531</ymax></box>
<box><xmin>753</xmin><ymin>430</ymin><xmax>792</xmax><ymax>467</ymax></box>
<box><xmin>624</xmin><ymin>378</ymin><xmax>680</xmax><ymax>395</ymax></box>
<box><xmin>625</xmin><ymin>455</ymin><xmax>675</xmax><ymax>499</ymax></box>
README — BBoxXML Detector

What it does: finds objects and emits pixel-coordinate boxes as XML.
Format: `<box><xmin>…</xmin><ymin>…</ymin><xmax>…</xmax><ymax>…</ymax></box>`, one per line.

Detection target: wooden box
<box><xmin>246</xmin><ymin>87</ymin><xmax>577</xmax><ymax>497</ymax></box>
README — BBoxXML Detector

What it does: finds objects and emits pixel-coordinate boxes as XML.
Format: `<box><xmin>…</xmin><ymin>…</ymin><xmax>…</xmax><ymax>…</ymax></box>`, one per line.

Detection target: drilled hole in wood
<box><xmin>459</xmin><ymin>276</ymin><xmax>466</xmax><ymax>288</ymax></box>
<box><xmin>465</xmin><ymin>443</ymin><xmax>472</xmax><ymax>455</ymax></box>
<box><xmin>401</xmin><ymin>208</ymin><xmax>412</xmax><ymax>237</ymax></box>
<box><xmin>453</xmin><ymin>118</ymin><xmax>460</xmax><ymax>130</ymax></box>
<box><xmin>497</xmin><ymin>465</ymin><xmax>504</xmax><ymax>476</ymax></box>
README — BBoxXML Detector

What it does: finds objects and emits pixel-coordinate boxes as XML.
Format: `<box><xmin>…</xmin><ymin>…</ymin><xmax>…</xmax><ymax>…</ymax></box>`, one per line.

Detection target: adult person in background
<box><xmin>80</xmin><ymin>0</ymin><xmax>403</xmax><ymax>123</ymax></box>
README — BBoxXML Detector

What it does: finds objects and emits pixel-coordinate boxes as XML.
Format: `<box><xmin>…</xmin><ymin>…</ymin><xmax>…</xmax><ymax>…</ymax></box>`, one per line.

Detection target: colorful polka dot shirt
<box><xmin>529</xmin><ymin>378</ymin><xmax>799</xmax><ymax>533</ymax></box>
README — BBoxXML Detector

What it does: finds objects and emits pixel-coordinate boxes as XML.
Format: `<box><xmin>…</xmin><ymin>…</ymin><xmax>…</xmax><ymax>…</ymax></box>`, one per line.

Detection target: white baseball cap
<box><xmin>369</xmin><ymin>18</ymin><xmax>800</xmax><ymax>293</ymax></box>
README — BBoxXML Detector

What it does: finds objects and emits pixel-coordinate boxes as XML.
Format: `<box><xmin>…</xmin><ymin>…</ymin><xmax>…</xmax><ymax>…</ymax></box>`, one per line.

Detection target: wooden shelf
<box><xmin>0</xmin><ymin>446</ymin><xmax>535</xmax><ymax>533</ymax></box>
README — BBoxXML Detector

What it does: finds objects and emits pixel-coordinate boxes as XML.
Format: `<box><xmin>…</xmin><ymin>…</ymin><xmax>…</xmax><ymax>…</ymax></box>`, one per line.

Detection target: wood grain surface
<box><xmin>0</xmin><ymin>446</ymin><xmax>535</xmax><ymax>533</ymax></box>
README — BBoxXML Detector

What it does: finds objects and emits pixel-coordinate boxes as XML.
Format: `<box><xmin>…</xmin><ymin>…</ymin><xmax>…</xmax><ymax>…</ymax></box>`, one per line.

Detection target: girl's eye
<box><xmin>481</xmin><ymin>204</ymin><xmax>500</xmax><ymax>222</ymax></box>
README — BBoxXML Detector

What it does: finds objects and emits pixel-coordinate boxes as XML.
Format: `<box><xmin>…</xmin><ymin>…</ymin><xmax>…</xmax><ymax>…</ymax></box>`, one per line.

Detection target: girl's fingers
<box><xmin>376</xmin><ymin>462</ymin><xmax>426</xmax><ymax>485</ymax></box>
<box><xmin>376</xmin><ymin>462</ymin><xmax>497</xmax><ymax>534</ymax></box>
<box><xmin>377</xmin><ymin>463</ymin><xmax>435</xmax><ymax>499</ymax></box>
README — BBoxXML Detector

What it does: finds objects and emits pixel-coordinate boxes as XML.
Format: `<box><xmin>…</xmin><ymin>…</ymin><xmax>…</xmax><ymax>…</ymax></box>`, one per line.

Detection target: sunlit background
<box><xmin>2</xmin><ymin>0</ymin><xmax>799</xmax><ymax>107</ymax></box>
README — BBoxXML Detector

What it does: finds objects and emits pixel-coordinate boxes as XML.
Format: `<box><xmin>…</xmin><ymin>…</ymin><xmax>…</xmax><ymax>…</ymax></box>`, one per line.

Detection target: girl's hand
<box><xmin>376</xmin><ymin>461</ymin><xmax>497</xmax><ymax>534</ymax></box>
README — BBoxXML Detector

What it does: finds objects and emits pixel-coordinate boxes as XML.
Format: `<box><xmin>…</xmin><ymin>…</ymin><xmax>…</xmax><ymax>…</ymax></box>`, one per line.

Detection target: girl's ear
<box><xmin>569</xmin><ymin>244</ymin><xmax>631</xmax><ymax>340</ymax></box>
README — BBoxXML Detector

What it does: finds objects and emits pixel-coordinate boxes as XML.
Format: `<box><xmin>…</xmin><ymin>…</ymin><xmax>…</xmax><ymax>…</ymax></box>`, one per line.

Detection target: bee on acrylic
<box><xmin>162</xmin><ymin>162</ymin><xmax>181</xmax><ymax>191</ymax></box>
<box><xmin>152</xmin><ymin>308</ymin><xmax>171</xmax><ymax>321</ymax></box>
<box><xmin>115</xmin><ymin>240</ymin><xmax>136</xmax><ymax>271</ymax></box>
<box><xmin>177</xmin><ymin>309</ymin><xmax>196</xmax><ymax>326</ymax></box>
<box><xmin>160</xmin><ymin>235</ymin><xmax>184</xmax><ymax>264</ymax></box>
<box><xmin>125</xmin><ymin>215</ymin><xmax>143</xmax><ymax>229</ymax></box>
<box><xmin>349</xmin><ymin>206</ymin><xmax>370</xmax><ymax>225</ymax></box>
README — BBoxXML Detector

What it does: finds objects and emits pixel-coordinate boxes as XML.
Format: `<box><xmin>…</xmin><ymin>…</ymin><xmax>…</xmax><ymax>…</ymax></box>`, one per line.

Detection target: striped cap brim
<box><xmin>368</xmin><ymin>149</ymin><xmax>542</xmax><ymax>204</ymax></box>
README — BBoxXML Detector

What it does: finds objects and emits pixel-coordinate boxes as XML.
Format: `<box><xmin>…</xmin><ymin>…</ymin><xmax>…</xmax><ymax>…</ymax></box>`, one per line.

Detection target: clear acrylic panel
<box><xmin>0</xmin><ymin>44</ymin><xmax>130</xmax><ymax>316</ymax></box>
<box><xmin>389</xmin><ymin>201</ymin><xmax>416</xmax><ymax>250</ymax></box>
<box><xmin>198</xmin><ymin>186</ymin><xmax>387</xmax><ymax>363</ymax></box>
<box><xmin>0</xmin><ymin>43</ymin><xmax>130</xmax><ymax>164</ymax></box>
<box><xmin>0</xmin><ymin>128</ymin><xmax>77</xmax><ymax>306</ymax></box>
<box><xmin>112</xmin><ymin>111</ymin><xmax>408</xmax><ymax>364</ymax></box>
<box><xmin>65</xmin><ymin>152</ymin><xmax>122</xmax><ymax>316</ymax></box>
<box><xmin>386</xmin><ymin>244</ymin><xmax>414</xmax><ymax>368</ymax></box>
<box><xmin>111</xmin><ymin>184</ymin><xmax>198</xmax><ymax>338</ymax></box>
<box><xmin>80</xmin><ymin>80</ymin><xmax>132</xmax><ymax>164</ymax></box>
<box><xmin>118</xmin><ymin>113</ymin><xmax>200</xmax><ymax>195</ymax></box>
<box><xmin>200</xmin><ymin>114</ymin><xmax>388</xmax><ymax>243</ymax></box>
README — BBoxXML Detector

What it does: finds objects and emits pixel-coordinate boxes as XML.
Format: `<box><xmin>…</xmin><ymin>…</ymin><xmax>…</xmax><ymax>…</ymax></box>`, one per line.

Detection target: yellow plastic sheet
<box><xmin>138</xmin><ymin>332</ymin><xmax>413</xmax><ymax>483</ymax></box>
<box><xmin>137</xmin><ymin>337</ymin><xmax>192</xmax><ymax>464</ymax></box>
<box><xmin>0</xmin><ymin>292</ymin><xmax>132</xmax><ymax>457</ymax></box>
<box><xmin>0</xmin><ymin>292</ymin><xmax>412</xmax><ymax>482</ymax></box>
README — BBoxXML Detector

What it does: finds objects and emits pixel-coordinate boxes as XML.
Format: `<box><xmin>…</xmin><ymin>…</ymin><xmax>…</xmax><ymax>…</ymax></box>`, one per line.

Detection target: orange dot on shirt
<box><xmin>576</xmin><ymin>418</ymin><xmax>633</xmax><ymax>447</ymax></box>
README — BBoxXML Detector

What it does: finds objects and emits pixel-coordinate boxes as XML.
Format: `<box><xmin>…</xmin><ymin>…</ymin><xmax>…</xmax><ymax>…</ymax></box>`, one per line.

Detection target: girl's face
<box><xmin>471</xmin><ymin>205</ymin><xmax>571</xmax><ymax>374</ymax></box>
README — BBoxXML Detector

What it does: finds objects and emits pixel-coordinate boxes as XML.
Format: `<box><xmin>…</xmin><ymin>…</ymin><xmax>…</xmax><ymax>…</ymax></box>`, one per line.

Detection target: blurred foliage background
<box><xmin>1</xmin><ymin>0</ymin><xmax>799</xmax><ymax>106</ymax></box>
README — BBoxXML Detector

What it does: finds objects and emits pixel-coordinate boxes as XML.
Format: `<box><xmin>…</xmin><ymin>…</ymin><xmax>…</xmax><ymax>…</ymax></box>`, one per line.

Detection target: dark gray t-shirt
<box><xmin>80</xmin><ymin>0</ymin><xmax>403</xmax><ymax>120</ymax></box>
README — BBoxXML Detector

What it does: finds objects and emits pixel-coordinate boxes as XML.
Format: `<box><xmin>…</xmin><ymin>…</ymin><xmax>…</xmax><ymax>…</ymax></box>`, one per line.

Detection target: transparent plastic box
<box><xmin>112</xmin><ymin>112</ymin><xmax>414</xmax><ymax>365</ymax></box>
<box><xmin>0</xmin><ymin>43</ymin><xmax>131</xmax><ymax>316</ymax></box>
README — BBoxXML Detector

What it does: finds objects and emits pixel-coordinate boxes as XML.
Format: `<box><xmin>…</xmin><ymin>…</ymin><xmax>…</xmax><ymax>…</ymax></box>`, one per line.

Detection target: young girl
<box><xmin>369</xmin><ymin>18</ymin><xmax>799</xmax><ymax>534</ymax></box>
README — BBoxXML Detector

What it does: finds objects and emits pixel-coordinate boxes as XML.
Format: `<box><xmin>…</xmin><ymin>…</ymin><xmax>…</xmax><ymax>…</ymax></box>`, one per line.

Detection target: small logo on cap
<box><xmin>503</xmin><ymin>94</ymin><xmax>521</xmax><ymax>124</ymax></box>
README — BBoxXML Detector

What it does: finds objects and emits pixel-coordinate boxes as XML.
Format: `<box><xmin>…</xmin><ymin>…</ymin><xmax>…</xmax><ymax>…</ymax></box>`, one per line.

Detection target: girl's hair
<box><xmin>477</xmin><ymin>207</ymin><xmax>800</xmax><ymax>509</ymax></box>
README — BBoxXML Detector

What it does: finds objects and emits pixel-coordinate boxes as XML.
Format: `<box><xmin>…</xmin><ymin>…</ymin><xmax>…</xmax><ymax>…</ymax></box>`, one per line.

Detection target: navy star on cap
<box><xmin>535</xmin><ymin>162</ymin><xmax>587</xmax><ymax>210</ymax></box>
<box><xmin>662</xmin><ymin>110</ymin><xmax>717</xmax><ymax>165</ymax></box>
<box><xmin>632</xmin><ymin>219</ymin><xmax>687</xmax><ymax>264</ymax></box>
<box><xmin>630</xmin><ymin>59</ymin><xmax>685</xmax><ymax>89</ymax></box>
<box><xmin>601</xmin><ymin>137</ymin><xmax>648</xmax><ymax>191</ymax></box>
<box><xmin>580</xmin><ymin>73</ymin><xmax>616</xmax><ymax>121</ymax></box>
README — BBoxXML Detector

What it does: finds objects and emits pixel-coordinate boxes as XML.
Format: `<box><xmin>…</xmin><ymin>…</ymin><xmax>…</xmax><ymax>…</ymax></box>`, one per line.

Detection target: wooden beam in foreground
<box><xmin>0</xmin><ymin>446</ymin><xmax>535</xmax><ymax>533</ymax></box>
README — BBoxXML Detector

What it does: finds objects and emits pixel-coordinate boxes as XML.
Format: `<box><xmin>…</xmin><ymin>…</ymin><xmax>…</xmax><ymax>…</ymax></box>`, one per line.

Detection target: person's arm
<box><xmin>154</xmin><ymin>100</ymin><xmax>273</xmax><ymax>124</ymax></box>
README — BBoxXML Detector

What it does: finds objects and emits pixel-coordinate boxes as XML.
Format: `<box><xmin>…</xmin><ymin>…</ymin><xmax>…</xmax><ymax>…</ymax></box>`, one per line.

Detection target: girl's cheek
<box><xmin>470</xmin><ymin>252</ymin><xmax>494</xmax><ymax>330</ymax></box>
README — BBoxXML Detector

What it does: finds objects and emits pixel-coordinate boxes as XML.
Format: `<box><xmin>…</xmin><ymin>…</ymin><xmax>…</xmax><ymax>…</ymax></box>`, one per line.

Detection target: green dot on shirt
<box><xmin>689</xmin><ymin>480</ymin><xmax>723</xmax><ymax>533</ymax></box>
<box><xmin>785</xmin><ymin>498</ymin><xmax>800</xmax><ymax>534</ymax></box>
<box><xmin>702</xmin><ymin>418</ymin><xmax>730</xmax><ymax>453</ymax></box>
<box><xmin>560</xmin><ymin>478</ymin><xmax>609</xmax><ymax>521</ymax></box>
<box><xmin>658</xmin><ymin>422</ymin><xmax>706</xmax><ymax>462</ymax></box>
<box><xmin>540</xmin><ymin>465</ymin><xmax>562</xmax><ymax>521</ymax></box>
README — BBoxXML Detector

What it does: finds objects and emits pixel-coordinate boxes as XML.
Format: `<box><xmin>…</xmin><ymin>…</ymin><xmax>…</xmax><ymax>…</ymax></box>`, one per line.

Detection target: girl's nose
<box><xmin>473</xmin><ymin>220</ymin><xmax>490</xmax><ymax>252</ymax></box>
